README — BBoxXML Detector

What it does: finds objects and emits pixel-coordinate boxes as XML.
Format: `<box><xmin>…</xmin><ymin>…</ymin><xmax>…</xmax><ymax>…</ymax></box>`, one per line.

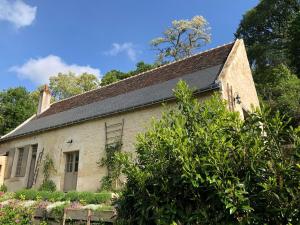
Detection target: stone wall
<box><xmin>0</xmin><ymin>156</ymin><xmax>6</xmax><ymax>186</ymax></box>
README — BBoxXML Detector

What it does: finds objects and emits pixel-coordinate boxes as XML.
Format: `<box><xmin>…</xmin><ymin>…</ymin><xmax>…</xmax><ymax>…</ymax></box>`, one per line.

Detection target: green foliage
<box><xmin>39</xmin><ymin>154</ymin><xmax>57</xmax><ymax>192</ymax></box>
<box><xmin>288</xmin><ymin>12</ymin><xmax>300</xmax><ymax>76</ymax></box>
<box><xmin>101</xmin><ymin>61</ymin><xmax>157</xmax><ymax>86</ymax></box>
<box><xmin>255</xmin><ymin>64</ymin><xmax>300</xmax><ymax>126</ymax></box>
<box><xmin>15</xmin><ymin>189</ymin><xmax>38</xmax><ymax>200</ymax></box>
<box><xmin>235</xmin><ymin>0</ymin><xmax>300</xmax><ymax>68</ymax></box>
<box><xmin>0</xmin><ymin>184</ymin><xmax>7</xmax><ymax>192</ymax></box>
<box><xmin>39</xmin><ymin>180</ymin><xmax>57</xmax><ymax>192</ymax></box>
<box><xmin>14</xmin><ymin>189</ymin><xmax>112</xmax><ymax>204</ymax></box>
<box><xmin>151</xmin><ymin>15</ymin><xmax>211</xmax><ymax>63</ymax></box>
<box><xmin>0</xmin><ymin>87</ymin><xmax>37</xmax><ymax>136</ymax></box>
<box><xmin>49</xmin><ymin>72</ymin><xmax>100</xmax><ymax>100</ymax></box>
<box><xmin>99</xmin><ymin>142</ymin><xmax>123</xmax><ymax>191</ymax></box>
<box><xmin>0</xmin><ymin>192</ymin><xmax>15</xmax><ymax>202</ymax></box>
<box><xmin>116</xmin><ymin>81</ymin><xmax>300</xmax><ymax>224</ymax></box>
<box><xmin>101</xmin><ymin>70</ymin><xmax>127</xmax><ymax>86</ymax></box>
<box><xmin>0</xmin><ymin>204</ymin><xmax>34</xmax><ymax>225</ymax></box>
<box><xmin>235</xmin><ymin>0</ymin><xmax>300</xmax><ymax>127</ymax></box>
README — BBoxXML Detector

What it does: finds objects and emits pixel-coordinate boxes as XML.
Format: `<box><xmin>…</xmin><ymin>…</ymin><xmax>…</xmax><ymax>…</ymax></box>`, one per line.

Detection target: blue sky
<box><xmin>0</xmin><ymin>0</ymin><xmax>259</xmax><ymax>91</ymax></box>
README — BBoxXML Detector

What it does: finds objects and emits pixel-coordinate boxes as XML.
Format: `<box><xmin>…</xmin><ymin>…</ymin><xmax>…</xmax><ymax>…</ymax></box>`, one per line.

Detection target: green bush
<box><xmin>65</xmin><ymin>191</ymin><xmax>79</xmax><ymax>202</ymax></box>
<box><xmin>48</xmin><ymin>191</ymin><xmax>65</xmax><ymax>202</ymax></box>
<box><xmin>116</xmin><ymin>81</ymin><xmax>300</xmax><ymax>224</ymax></box>
<box><xmin>14</xmin><ymin>189</ymin><xmax>112</xmax><ymax>204</ymax></box>
<box><xmin>15</xmin><ymin>189</ymin><xmax>38</xmax><ymax>200</ymax></box>
<box><xmin>93</xmin><ymin>192</ymin><xmax>112</xmax><ymax>204</ymax></box>
<box><xmin>0</xmin><ymin>184</ymin><xmax>7</xmax><ymax>192</ymax></box>
<box><xmin>38</xmin><ymin>180</ymin><xmax>57</xmax><ymax>192</ymax></box>
<box><xmin>0</xmin><ymin>204</ymin><xmax>34</xmax><ymax>224</ymax></box>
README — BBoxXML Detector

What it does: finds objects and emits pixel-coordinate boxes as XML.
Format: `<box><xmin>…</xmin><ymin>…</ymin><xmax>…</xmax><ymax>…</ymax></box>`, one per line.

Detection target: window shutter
<box><xmin>19</xmin><ymin>146</ymin><xmax>30</xmax><ymax>177</ymax></box>
<box><xmin>4</xmin><ymin>149</ymin><xmax>15</xmax><ymax>179</ymax></box>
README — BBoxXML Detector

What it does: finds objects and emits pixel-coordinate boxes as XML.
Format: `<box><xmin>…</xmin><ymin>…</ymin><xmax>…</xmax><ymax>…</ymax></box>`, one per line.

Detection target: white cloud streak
<box><xmin>0</xmin><ymin>0</ymin><xmax>37</xmax><ymax>28</ymax></box>
<box><xmin>105</xmin><ymin>42</ymin><xmax>140</xmax><ymax>61</ymax></box>
<box><xmin>10</xmin><ymin>55</ymin><xmax>101</xmax><ymax>85</ymax></box>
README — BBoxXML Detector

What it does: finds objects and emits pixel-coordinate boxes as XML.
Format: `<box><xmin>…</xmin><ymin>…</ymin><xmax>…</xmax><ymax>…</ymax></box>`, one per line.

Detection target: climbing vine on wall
<box><xmin>98</xmin><ymin>142</ymin><xmax>122</xmax><ymax>191</ymax></box>
<box><xmin>39</xmin><ymin>154</ymin><xmax>57</xmax><ymax>192</ymax></box>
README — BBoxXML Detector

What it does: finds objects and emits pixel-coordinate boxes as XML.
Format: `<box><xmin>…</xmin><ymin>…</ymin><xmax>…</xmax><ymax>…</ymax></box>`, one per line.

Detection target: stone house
<box><xmin>0</xmin><ymin>39</ymin><xmax>259</xmax><ymax>192</ymax></box>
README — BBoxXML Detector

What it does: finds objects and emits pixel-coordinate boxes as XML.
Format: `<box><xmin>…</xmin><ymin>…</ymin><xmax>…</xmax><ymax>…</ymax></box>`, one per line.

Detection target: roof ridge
<box><xmin>50</xmin><ymin>41</ymin><xmax>235</xmax><ymax>106</ymax></box>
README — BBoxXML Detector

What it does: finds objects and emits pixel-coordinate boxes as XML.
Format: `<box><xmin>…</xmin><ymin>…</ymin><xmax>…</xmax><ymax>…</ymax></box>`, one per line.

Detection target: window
<box><xmin>66</xmin><ymin>153</ymin><xmax>73</xmax><ymax>172</ymax></box>
<box><xmin>15</xmin><ymin>148</ymin><xmax>24</xmax><ymax>177</ymax></box>
<box><xmin>65</xmin><ymin>151</ymin><xmax>79</xmax><ymax>173</ymax></box>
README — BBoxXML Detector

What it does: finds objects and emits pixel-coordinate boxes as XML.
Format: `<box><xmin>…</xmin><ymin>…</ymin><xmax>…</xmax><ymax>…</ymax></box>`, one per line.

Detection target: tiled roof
<box><xmin>39</xmin><ymin>42</ymin><xmax>234</xmax><ymax>118</ymax></box>
<box><xmin>0</xmin><ymin>42</ymin><xmax>234</xmax><ymax>142</ymax></box>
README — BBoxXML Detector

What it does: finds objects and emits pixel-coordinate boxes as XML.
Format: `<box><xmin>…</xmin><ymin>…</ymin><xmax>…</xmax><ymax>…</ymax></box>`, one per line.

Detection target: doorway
<box><xmin>64</xmin><ymin>151</ymin><xmax>79</xmax><ymax>191</ymax></box>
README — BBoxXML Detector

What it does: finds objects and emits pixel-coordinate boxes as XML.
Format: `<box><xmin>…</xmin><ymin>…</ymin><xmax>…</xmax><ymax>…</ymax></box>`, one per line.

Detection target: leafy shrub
<box><xmin>116</xmin><ymin>81</ymin><xmax>300</xmax><ymax>225</ymax></box>
<box><xmin>15</xmin><ymin>189</ymin><xmax>38</xmax><ymax>200</ymax></box>
<box><xmin>14</xmin><ymin>189</ymin><xmax>112</xmax><ymax>204</ymax></box>
<box><xmin>65</xmin><ymin>191</ymin><xmax>79</xmax><ymax>202</ymax></box>
<box><xmin>0</xmin><ymin>184</ymin><xmax>7</xmax><ymax>192</ymax></box>
<box><xmin>38</xmin><ymin>180</ymin><xmax>57</xmax><ymax>192</ymax></box>
<box><xmin>38</xmin><ymin>191</ymin><xmax>64</xmax><ymax>202</ymax></box>
<box><xmin>0</xmin><ymin>204</ymin><xmax>34</xmax><ymax>224</ymax></box>
<box><xmin>93</xmin><ymin>192</ymin><xmax>112</xmax><ymax>204</ymax></box>
<box><xmin>47</xmin><ymin>191</ymin><xmax>65</xmax><ymax>202</ymax></box>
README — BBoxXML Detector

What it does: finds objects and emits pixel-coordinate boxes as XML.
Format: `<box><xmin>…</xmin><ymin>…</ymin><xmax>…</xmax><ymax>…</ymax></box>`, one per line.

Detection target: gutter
<box><xmin>0</xmin><ymin>83</ymin><xmax>220</xmax><ymax>143</ymax></box>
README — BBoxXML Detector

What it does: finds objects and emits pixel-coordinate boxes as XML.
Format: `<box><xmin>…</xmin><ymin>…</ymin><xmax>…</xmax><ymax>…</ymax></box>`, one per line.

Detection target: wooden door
<box><xmin>64</xmin><ymin>151</ymin><xmax>79</xmax><ymax>191</ymax></box>
<box><xmin>27</xmin><ymin>145</ymin><xmax>37</xmax><ymax>188</ymax></box>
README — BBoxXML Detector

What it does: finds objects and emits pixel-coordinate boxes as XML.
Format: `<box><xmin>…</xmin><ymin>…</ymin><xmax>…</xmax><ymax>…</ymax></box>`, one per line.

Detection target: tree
<box><xmin>235</xmin><ymin>0</ymin><xmax>300</xmax><ymax>127</ymax></box>
<box><xmin>0</xmin><ymin>87</ymin><xmax>37</xmax><ymax>136</ymax></box>
<box><xmin>49</xmin><ymin>72</ymin><xmax>100</xmax><ymax>100</ymax></box>
<box><xmin>288</xmin><ymin>12</ymin><xmax>300</xmax><ymax>76</ymax></box>
<box><xmin>116</xmin><ymin>81</ymin><xmax>300</xmax><ymax>224</ymax></box>
<box><xmin>235</xmin><ymin>0</ymin><xmax>300</xmax><ymax>69</ymax></box>
<box><xmin>256</xmin><ymin>65</ymin><xmax>300</xmax><ymax>126</ymax></box>
<box><xmin>151</xmin><ymin>15</ymin><xmax>211</xmax><ymax>63</ymax></box>
<box><xmin>101</xmin><ymin>61</ymin><xmax>157</xmax><ymax>86</ymax></box>
<box><xmin>100</xmin><ymin>70</ymin><xmax>126</xmax><ymax>87</ymax></box>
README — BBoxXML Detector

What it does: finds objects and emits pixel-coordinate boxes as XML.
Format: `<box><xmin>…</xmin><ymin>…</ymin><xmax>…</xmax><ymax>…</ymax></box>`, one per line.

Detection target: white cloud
<box><xmin>0</xmin><ymin>0</ymin><xmax>37</xmax><ymax>28</ymax></box>
<box><xmin>105</xmin><ymin>42</ymin><xmax>140</xmax><ymax>61</ymax></box>
<box><xmin>10</xmin><ymin>55</ymin><xmax>101</xmax><ymax>84</ymax></box>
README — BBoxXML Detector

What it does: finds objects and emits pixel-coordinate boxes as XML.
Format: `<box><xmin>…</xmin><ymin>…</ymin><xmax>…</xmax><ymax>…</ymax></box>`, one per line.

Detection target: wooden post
<box><xmin>62</xmin><ymin>208</ymin><xmax>67</xmax><ymax>225</ymax></box>
<box><xmin>87</xmin><ymin>209</ymin><xmax>91</xmax><ymax>225</ymax></box>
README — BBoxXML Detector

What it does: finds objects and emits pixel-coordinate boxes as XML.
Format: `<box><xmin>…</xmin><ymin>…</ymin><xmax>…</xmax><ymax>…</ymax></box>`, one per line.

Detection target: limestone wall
<box><xmin>218</xmin><ymin>39</ymin><xmax>260</xmax><ymax>117</ymax></box>
<box><xmin>0</xmin><ymin>156</ymin><xmax>6</xmax><ymax>186</ymax></box>
<box><xmin>0</xmin><ymin>103</ymin><xmax>170</xmax><ymax>192</ymax></box>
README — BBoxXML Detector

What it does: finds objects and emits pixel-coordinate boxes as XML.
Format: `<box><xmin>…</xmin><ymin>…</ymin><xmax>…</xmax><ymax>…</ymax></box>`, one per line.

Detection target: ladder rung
<box><xmin>106</xmin><ymin>123</ymin><xmax>123</xmax><ymax>128</ymax></box>
<box><xmin>106</xmin><ymin>142</ymin><xmax>122</xmax><ymax>146</ymax></box>
<box><xmin>106</xmin><ymin>129</ymin><xmax>122</xmax><ymax>134</ymax></box>
<box><xmin>106</xmin><ymin>135</ymin><xmax>122</xmax><ymax>140</ymax></box>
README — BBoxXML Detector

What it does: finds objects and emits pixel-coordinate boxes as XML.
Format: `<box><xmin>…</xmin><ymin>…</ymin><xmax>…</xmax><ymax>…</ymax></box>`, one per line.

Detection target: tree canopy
<box><xmin>0</xmin><ymin>87</ymin><xmax>37</xmax><ymax>136</ymax></box>
<box><xmin>288</xmin><ymin>12</ymin><xmax>300</xmax><ymax>76</ymax></box>
<box><xmin>101</xmin><ymin>61</ymin><xmax>157</xmax><ymax>86</ymax></box>
<box><xmin>235</xmin><ymin>0</ymin><xmax>300</xmax><ymax>69</ymax></box>
<box><xmin>49</xmin><ymin>72</ymin><xmax>100</xmax><ymax>100</ymax></box>
<box><xmin>151</xmin><ymin>15</ymin><xmax>211</xmax><ymax>63</ymax></box>
<box><xmin>116</xmin><ymin>81</ymin><xmax>300</xmax><ymax>225</ymax></box>
<box><xmin>236</xmin><ymin>0</ymin><xmax>300</xmax><ymax>127</ymax></box>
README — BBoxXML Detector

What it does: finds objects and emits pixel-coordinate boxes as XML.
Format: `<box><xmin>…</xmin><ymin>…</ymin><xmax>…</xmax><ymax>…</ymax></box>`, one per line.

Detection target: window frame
<box><xmin>15</xmin><ymin>148</ymin><xmax>24</xmax><ymax>177</ymax></box>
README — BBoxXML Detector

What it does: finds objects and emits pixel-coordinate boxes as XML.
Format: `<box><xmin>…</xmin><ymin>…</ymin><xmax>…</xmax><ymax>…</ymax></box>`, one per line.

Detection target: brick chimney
<box><xmin>37</xmin><ymin>84</ymin><xmax>51</xmax><ymax>115</ymax></box>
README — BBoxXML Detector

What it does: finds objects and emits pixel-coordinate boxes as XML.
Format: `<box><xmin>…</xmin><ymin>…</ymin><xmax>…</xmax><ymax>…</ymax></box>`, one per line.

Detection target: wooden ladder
<box><xmin>33</xmin><ymin>148</ymin><xmax>44</xmax><ymax>185</ymax></box>
<box><xmin>105</xmin><ymin>119</ymin><xmax>124</xmax><ymax>147</ymax></box>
